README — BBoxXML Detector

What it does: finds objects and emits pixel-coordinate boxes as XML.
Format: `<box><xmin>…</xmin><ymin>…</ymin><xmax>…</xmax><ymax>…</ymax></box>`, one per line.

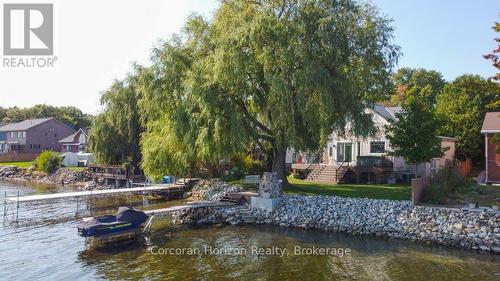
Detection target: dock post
<box><xmin>76</xmin><ymin>197</ymin><xmax>80</xmax><ymax>215</ymax></box>
<box><xmin>90</xmin><ymin>189</ymin><xmax>93</xmax><ymax>215</ymax></box>
<box><xmin>16</xmin><ymin>189</ymin><xmax>19</xmax><ymax>221</ymax></box>
<box><xmin>3</xmin><ymin>191</ymin><xmax>6</xmax><ymax>218</ymax></box>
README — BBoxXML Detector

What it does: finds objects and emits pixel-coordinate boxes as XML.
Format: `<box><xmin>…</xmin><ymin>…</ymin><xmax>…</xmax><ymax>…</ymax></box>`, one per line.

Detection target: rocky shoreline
<box><xmin>0</xmin><ymin>165</ymin><xmax>92</xmax><ymax>187</ymax></box>
<box><xmin>190</xmin><ymin>179</ymin><xmax>244</xmax><ymax>201</ymax></box>
<box><xmin>173</xmin><ymin>189</ymin><xmax>500</xmax><ymax>254</ymax></box>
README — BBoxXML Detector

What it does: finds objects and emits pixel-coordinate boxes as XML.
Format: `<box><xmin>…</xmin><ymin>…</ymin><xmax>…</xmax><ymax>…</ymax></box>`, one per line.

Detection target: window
<box><xmin>10</xmin><ymin>132</ymin><xmax>14</xmax><ymax>138</ymax></box>
<box><xmin>22</xmin><ymin>131</ymin><xmax>26</xmax><ymax>138</ymax></box>
<box><xmin>17</xmin><ymin>132</ymin><xmax>21</xmax><ymax>138</ymax></box>
<box><xmin>370</xmin><ymin>141</ymin><xmax>386</xmax><ymax>153</ymax></box>
<box><xmin>30</xmin><ymin>144</ymin><xmax>40</xmax><ymax>150</ymax></box>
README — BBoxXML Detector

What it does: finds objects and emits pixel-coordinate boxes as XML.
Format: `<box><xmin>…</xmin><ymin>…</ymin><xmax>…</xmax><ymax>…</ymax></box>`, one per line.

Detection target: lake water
<box><xmin>1</xmin><ymin>182</ymin><xmax>499</xmax><ymax>281</ymax></box>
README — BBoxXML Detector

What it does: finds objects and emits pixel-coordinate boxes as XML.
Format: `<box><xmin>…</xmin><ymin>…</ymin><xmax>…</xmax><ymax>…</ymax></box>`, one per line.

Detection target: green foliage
<box><xmin>386</xmin><ymin>86</ymin><xmax>444</xmax><ymax>168</ymax></box>
<box><xmin>291</xmin><ymin>169</ymin><xmax>308</xmax><ymax>180</ymax></box>
<box><xmin>421</xmin><ymin>184</ymin><xmax>447</xmax><ymax>204</ymax></box>
<box><xmin>89</xmin><ymin>73</ymin><xmax>143</xmax><ymax>165</ymax></box>
<box><xmin>483</xmin><ymin>22</ymin><xmax>500</xmax><ymax>81</ymax></box>
<box><xmin>138</xmin><ymin>0</ymin><xmax>399</xmax><ymax>182</ymax></box>
<box><xmin>0</xmin><ymin>104</ymin><xmax>92</xmax><ymax>129</ymax></box>
<box><xmin>435</xmin><ymin>75</ymin><xmax>500</xmax><ymax>160</ymax></box>
<box><xmin>230</xmin><ymin>154</ymin><xmax>263</xmax><ymax>178</ymax></box>
<box><xmin>35</xmin><ymin>150</ymin><xmax>62</xmax><ymax>174</ymax></box>
<box><xmin>431</xmin><ymin>168</ymin><xmax>466</xmax><ymax>194</ymax></box>
<box><xmin>387</xmin><ymin>67</ymin><xmax>446</xmax><ymax>106</ymax></box>
<box><xmin>421</xmin><ymin>168</ymin><xmax>472</xmax><ymax>205</ymax></box>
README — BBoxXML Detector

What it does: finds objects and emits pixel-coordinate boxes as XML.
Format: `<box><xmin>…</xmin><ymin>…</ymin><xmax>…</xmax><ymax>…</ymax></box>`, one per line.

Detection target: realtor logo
<box><xmin>3</xmin><ymin>4</ymin><xmax>53</xmax><ymax>56</ymax></box>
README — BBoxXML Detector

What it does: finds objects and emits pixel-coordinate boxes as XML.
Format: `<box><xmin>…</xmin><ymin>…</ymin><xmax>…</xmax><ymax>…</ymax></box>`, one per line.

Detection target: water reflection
<box><xmin>1</xmin><ymin>181</ymin><xmax>499</xmax><ymax>281</ymax></box>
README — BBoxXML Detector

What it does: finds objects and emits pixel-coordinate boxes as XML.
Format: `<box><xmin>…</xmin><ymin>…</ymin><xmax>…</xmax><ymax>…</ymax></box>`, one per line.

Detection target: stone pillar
<box><xmin>258</xmin><ymin>172</ymin><xmax>283</xmax><ymax>198</ymax></box>
<box><xmin>251</xmin><ymin>172</ymin><xmax>283</xmax><ymax>212</ymax></box>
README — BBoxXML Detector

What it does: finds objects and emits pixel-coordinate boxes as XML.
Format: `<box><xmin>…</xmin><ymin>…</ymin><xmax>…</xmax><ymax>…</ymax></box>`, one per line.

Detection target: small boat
<box><xmin>77</xmin><ymin>207</ymin><xmax>152</xmax><ymax>245</ymax></box>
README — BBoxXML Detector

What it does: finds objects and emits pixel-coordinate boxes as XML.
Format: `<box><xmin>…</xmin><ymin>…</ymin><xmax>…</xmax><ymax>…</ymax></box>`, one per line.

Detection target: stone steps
<box><xmin>236</xmin><ymin>206</ymin><xmax>256</xmax><ymax>224</ymax></box>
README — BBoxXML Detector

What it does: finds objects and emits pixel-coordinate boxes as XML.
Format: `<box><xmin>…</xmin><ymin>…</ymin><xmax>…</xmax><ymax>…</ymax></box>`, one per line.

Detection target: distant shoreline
<box><xmin>0</xmin><ymin>166</ymin><xmax>91</xmax><ymax>187</ymax></box>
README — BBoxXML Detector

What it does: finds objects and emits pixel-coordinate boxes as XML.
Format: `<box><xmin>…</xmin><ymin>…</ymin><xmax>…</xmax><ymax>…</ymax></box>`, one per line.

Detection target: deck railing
<box><xmin>304</xmin><ymin>150</ymin><xmax>324</xmax><ymax>177</ymax></box>
<box><xmin>356</xmin><ymin>156</ymin><xmax>393</xmax><ymax>168</ymax></box>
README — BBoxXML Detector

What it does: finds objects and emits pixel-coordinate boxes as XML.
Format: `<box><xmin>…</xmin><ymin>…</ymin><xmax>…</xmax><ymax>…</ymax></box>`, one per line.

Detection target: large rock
<box><xmin>190</xmin><ymin>179</ymin><xmax>243</xmax><ymax>201</ymax></box>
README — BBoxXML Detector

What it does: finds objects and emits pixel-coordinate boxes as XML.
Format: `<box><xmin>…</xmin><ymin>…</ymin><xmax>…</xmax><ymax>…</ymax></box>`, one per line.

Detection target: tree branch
<box><xmin>236</xmin><ymin>100</ymin><xmax>274</xmax><ymax>137</ymax></box>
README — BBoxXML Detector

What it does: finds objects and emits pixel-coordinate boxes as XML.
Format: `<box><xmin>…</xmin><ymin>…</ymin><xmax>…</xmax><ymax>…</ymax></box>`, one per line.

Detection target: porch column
<box><xmin>485</xmin><ymin>134</ymin><xmax>489</xmax><ymax>183</ymax></box>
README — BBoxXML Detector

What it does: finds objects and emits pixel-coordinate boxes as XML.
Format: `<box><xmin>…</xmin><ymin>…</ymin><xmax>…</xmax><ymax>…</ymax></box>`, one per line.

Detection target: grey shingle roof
<box><xmin>58</xmin><ymin>128</ymin><xmax>90</xmax><ymax>143</ymax></box>
<box><xmin>58</xmin><ymin>131</ymin><xmax>78</xmax><ymax>143</ymax></box>
<box><xmin>385</xmin><ymin>106</ymin><xmax>403</xmax><ymax>120</ymax></box>
<box><xmin>0</xmin><ymin>118</ymin><xmax>54</xmax><ymax>131</ymax></box>
<box><xmin>372</xmin><ymin>104</ymin><xmax>402</xmax><ymax>121</ymax></box>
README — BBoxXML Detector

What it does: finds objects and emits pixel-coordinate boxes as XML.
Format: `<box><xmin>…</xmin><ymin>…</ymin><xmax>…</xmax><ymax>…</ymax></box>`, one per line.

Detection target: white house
<box><xmin>287</xmin><ymin>104</ymin><xmax>457</xmax><ymax>183</ymax></box>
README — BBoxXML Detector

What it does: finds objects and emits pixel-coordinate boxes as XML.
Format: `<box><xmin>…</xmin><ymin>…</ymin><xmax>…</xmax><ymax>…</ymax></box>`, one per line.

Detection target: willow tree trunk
<box><xmin>272</xmin><ymin>147</ymin><xmax>289</xmax><ymax>186</ymax></box>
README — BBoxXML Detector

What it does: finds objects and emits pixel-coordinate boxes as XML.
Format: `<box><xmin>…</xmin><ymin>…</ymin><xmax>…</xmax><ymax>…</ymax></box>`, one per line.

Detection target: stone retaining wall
<box><xmin>174</xmin><ymin>194</ymin><xmax>500</xmax><ymax>253</ymax></box>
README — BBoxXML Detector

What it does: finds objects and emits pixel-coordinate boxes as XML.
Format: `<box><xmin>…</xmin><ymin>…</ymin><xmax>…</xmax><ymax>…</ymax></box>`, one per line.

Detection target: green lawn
<box><xmin>286</xmin><ymin>177</ymin><xmax>411</xmax><ymax>200</ymax></box>
<box><xmin>0</xmin><ymin>161</ymin><xmax>33</xmax><ymax>168</ymax></box>
<box><xmin>65</xmin><ymin>166</ymin><xmax>86</xmax><ymax>172</ymax></box>
<box><xmin>229</xmin><ymin>176</ymin><xmax>411</xmax><ymax>201</ymax></box>
<box><xmin>0</xmin><ymin>162</ymin><xmax>86</xmax><ymax>172</ymax></box>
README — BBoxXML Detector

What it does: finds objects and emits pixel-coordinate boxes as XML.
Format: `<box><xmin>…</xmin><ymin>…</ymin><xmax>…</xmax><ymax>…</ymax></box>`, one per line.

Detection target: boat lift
<box><xmin>2</xmin><ymin>181</ymin><xmax>192</xmax><ymax>222</ymax></box>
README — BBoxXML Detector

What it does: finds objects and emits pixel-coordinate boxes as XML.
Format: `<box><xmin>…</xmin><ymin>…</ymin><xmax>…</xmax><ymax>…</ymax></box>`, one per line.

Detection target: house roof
<box><xmin>385</xmin><ymin>106</ymin><xmax>403</xmax><ymax>120</ymax></box>
<box><xmin>481</xmin><ymin>112</ymin><xmax>500</xmax><ymax>133</ymax></box>
<box><xmin>0</xmin><ymin>118</ymin><xmax>54</xmax><ymax>132</ymax></box>
<box><xmin>372</xmin><ymin>104</ymin><xmax>402</xmax><ymax>122</ymax></box>
<box><xmin>58</xmin><ymin>127</ymin><xmax>89</xmax><ymax>143</ymax></box>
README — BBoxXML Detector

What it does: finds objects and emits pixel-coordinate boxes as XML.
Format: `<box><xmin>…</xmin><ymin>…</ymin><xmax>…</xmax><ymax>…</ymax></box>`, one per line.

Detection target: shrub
<box><xmin>230</xmin><ymin>154</ymin><xmax>263</xmax><ymax>179</ymax></box>
<box><xmin>35</xmin><ymin>150</ymin><xmax>62</xmax><ymax>174</ymax></box>
<box><xmin>291</xmin><ymin>169</ymin><xmax>307</xmax><ymax>179</ymax></box>
<box><xmin>421</xmin><ymin>183</ymin><xmax>447</xmax><ymax>204</ymax></box>
<box><xmin>431</xmin><ymin>168</ymin><xmax>465</xmax><ymax>194</ymax></box>
<box><xmin>421</xmin><ymin>167</ymin><xmax>479</xmax><ymax>204</ymax></box>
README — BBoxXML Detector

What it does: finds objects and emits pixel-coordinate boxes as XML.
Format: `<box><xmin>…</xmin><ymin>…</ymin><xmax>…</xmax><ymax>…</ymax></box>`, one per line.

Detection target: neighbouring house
<box><xmin>287</xmin><ymin>104</ymin><xmax>457</xmax><ymax>184</ymax></box>
<box><xmin>481</xmin><ymin>112</ymin><xmax>500</xmax><ymax>183</ymax></box>
<box><xmin>0</xmin><ymin>123</ymin><xmax>8</xmax><ymax>154</ymax></box>
<box><xmin>0</xmin><ymin>118</ymin><xmax>75</xmax><ymax>154</ymax></box>
<box><xmin>59</xmin><ymin>127</ymin><xmax>90</xmax><ymax>153</ymax></box>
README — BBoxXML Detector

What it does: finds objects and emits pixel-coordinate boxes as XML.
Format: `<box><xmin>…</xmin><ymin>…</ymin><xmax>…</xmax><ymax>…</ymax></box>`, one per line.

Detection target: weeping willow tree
<box><xmin>137</xmin><ymin>0</ymin><xmax>399</xmax><ymax>183</ymax></box>
<box><xmin>89</xmin><ymin>72</ymin><xmax>143</xmax><ymax>165</ymax></box>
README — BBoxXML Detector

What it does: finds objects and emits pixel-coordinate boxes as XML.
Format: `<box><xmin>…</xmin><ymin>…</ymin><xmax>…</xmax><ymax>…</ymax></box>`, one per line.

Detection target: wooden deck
<box><xmin>144</xmin><ymin>201</ymin><xmax>235</xmax><ymax>217</ymax></box>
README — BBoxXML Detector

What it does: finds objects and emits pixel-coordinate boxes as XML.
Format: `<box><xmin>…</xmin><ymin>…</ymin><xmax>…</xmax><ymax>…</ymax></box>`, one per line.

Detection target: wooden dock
<box><xmin>143</xmin><ymin>201</ymin><xmax>235</xmax><ymax>216</ymax></box>
<box><xmin>5</xmin><ymin>184</ymin><xmax>186</xmax><ymax>203</ymax></box>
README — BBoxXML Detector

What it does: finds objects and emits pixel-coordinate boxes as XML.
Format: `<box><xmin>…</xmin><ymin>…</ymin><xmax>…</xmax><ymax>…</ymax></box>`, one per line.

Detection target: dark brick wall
<box><xmin>486</xmin><ymin>133</ymin><xmax>500</xmax><ymax>182</ymax></box>
<box><xmin>25</xmin><ymin>119</ymin><xmax>75</xmax><ymax>152</ymax></box>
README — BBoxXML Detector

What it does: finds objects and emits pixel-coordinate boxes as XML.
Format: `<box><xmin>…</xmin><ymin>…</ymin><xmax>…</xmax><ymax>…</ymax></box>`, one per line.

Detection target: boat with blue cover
<box><xmin>77</xmin><ymin>207</ymin><xmax>152</xmax><ymax>244</ymax></box>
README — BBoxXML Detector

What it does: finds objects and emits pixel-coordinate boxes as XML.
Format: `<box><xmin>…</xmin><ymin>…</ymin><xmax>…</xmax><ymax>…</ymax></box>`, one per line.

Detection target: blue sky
<box><xmin>373</xmin><ymin>0</ymin><xmax>500</xmax><ymax>80</ymax></box>
<box><xmin>0</xmin><ymin>0</ymin><xmax>498</xmax><ymax>113</ymax></box>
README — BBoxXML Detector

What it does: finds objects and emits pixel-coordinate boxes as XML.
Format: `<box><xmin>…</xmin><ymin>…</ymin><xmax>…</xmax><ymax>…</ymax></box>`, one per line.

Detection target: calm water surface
<box><xmin>0</xmin><ymin>181</ymin><xmax>499</xmax><ymax>281</ymax></box>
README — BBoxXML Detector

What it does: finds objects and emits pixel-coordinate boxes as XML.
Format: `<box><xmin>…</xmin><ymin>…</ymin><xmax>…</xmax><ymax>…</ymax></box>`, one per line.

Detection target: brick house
<box><xmin>59</xmin><ymin>127</ymin><xmax>89</xmax><ymax>153</ymax></box>
<box><xmin>481</xmin><ymin>112</ymin><xmax>500</xmax><ymax>183</ymax></box>
<box><xmin>0</xmin><ymin>118</ymin><xmax>75</xmax><ymax>154</ymax></box>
